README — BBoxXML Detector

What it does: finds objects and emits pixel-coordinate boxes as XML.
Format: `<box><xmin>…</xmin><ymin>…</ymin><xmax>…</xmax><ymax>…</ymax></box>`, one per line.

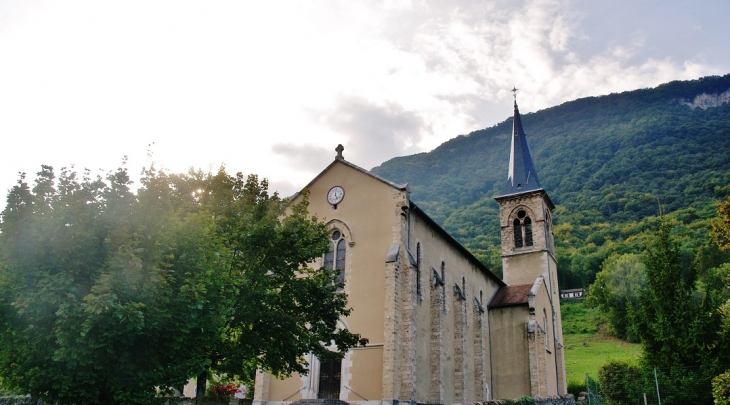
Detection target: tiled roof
<box><xmin>488</xmin><ymin>284</ymin><xmax>532</xmax><ymax>308</ymax></box>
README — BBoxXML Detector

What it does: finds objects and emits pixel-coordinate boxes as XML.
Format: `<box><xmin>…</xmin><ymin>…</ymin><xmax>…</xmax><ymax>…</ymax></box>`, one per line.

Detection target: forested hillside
<box><xmin>371</xmin><ymin>75</ymin><xmax>730</xmax><ymax>288</ymax></box>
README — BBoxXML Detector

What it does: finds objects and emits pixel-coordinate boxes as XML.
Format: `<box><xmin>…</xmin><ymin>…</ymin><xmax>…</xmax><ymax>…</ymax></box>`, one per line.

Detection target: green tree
<box><xmin>0</xmin><ymin>166</ymin><xmax>365</xmax><ymax>404</ymax></box>
<box><xmin>0</xmin><ymin>165</ymin><xmax>235</xmax><ymax>404</ymax></box>
<box><xmin>598</xmin><ymin>360</ymin><xmax>643</xmax><ymax>405</ymax></box>
<box><xmin>713</xmin><ymin>195</ymin><xmax>730</xmax><ymax>251</ymax></box>
<box><xmin>631</xmin><ymin>221</ymin><xmax>727</xmax><ymax>404</ymax></box>
<box><xmin>189</xmin><ymin>170</ymin><xmax>365</xmax><ymax>399</ymax></box>
<box><xmin>587</xmin><ymin>253</ymin><xmax>646</xmax><ymax>341</ymax></box>
<box><xmin>713</xmin><ymin>369</ymin><xmax>730</xmax><ymax>405</ymax></box>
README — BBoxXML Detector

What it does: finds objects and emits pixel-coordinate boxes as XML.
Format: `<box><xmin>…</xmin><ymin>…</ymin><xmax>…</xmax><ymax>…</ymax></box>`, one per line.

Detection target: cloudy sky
<box><xmin>1</xmin><ymin>0</ymin><xmax>729</xmax><ymax>199</ymax></box>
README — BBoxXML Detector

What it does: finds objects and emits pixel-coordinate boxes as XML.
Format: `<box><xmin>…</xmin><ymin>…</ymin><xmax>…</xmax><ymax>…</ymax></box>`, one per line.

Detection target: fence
<box><xmin>584</xmin><ymin>374</ymin><xmax>601</xmax><ymax>405</ymax></box>
<box><xmin>584</xmin><ymin>364</ymin><xmax>727</xmax><ymax>405</ymax></box>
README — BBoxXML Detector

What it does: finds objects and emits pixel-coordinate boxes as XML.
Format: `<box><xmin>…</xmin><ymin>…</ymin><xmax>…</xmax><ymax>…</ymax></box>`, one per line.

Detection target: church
<box><xmin>252</xmin><ymin>101</ymin><xmax>567</xmax><ymax>404</ymax></box>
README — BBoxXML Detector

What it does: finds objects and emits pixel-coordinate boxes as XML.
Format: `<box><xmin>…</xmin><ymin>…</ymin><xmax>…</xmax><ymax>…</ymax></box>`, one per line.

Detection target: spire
<box><xmin>501</xmin><ymin>101</ymin><xmax>541</xmax><ymax>196</ymax></box>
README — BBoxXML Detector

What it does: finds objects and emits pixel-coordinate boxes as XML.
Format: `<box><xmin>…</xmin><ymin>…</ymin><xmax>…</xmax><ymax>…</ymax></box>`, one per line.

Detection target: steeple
<box><xmin>501</xmin><ymin>101</ymin><xmax>541</xmax><ymax>196</ymax></box>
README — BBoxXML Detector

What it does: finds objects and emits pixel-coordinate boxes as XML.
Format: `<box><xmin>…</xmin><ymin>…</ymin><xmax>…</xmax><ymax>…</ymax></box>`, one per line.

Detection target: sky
<box><xmin>1</xmin><ymin>0</ymin><xmax>729</xmax><ymax>200</ymax></box>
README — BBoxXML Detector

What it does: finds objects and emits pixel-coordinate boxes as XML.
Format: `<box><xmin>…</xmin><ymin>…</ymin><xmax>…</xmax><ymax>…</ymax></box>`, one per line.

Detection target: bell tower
<box><xmin>494</xmin><ymin>98</ymin><xmax>556</xmax><ymax>291</ymax></box>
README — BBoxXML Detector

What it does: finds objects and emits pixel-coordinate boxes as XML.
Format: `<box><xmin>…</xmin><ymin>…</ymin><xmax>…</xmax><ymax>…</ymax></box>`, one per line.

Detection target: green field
<box><xmin>561</xmin><ymin>299</ymin><xmax>641</xmax><ymax>383</ymax></box>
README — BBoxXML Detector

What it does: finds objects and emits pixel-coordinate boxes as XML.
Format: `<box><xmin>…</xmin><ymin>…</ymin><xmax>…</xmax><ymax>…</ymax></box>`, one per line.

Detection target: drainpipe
<box><xmin>486</xmin><ymin>286</ymin><xmax>499</xmax><ymax>401</ymax></box>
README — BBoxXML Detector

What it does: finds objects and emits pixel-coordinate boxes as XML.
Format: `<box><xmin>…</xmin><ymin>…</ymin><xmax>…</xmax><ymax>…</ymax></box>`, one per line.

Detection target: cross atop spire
<box><xmin>511</xmin><ymin>86</ymin><xmax>518</xmax><ymax>102</ymax></box>
<box><xmin>500</xmin><ymin>99</ymin><xmax>542</xmax><ymax>196</ymax></box>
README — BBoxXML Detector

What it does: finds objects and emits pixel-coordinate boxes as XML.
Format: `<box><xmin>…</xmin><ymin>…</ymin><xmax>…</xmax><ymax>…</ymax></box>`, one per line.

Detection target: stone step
<box><xmin>290</xmin><ymin>399</ymin><xmax>349</xmax><ymax>405</ymax></box>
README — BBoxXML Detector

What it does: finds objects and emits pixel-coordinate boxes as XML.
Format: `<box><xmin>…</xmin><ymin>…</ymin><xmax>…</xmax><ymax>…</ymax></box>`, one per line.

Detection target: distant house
<box><xmin>560</xmin><ymin>288</ymin><xmax>585</xmax><ymax>299</ymax></box>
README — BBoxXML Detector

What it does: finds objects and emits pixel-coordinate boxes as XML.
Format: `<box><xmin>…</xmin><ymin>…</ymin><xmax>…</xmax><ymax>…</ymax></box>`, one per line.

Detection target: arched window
<box><xmin>416</xmin><ymin>243</ymin><xmax>421</xmax><ymax>297</ymax></box>
<box><xmin>513</xmin><ymin>218</ymin><xmax>523</xmax><ymax>248</ymax></box>
<box><xmin>542</xmin><ymin>308</ymin><xmax>550</xmax><ymax>351</ymax></box>
<box><xmin>513</xmin><ymin>210</ymin><xmax>534</xmax><ymax>248</ymax></box>
<box><xmin>524</xmin><ymin>217</ymin><xmax>533</xmax><ymax>246</ymax></box>
<box><xmin>440</xmin><ymin>261</ymin><xmax>447</xmax><ymax>312</ymax></box>
<box><xmin>335</xmin><ymin>239</ymin><xmax>346</xmax><ymax>284</ymax></box>
<box><xmin>324</xmin><ymin>230</ymin><xmax>346</xmax><ymax>288</ymax></box>
<box><xmin>440</xmin><ymin>261</ymin><xmax>445</xmax><ymax>286</ymax></box>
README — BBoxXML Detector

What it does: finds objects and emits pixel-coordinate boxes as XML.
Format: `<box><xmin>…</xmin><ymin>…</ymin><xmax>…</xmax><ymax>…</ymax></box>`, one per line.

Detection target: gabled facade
<box><xmin>253</xmin><ymin>101</ymin><xmax>566</xmax><ymax>405</ymax></box>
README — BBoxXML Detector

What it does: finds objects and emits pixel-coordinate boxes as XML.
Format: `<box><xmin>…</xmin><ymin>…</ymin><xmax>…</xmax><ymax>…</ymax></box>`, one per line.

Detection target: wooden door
<box><xmin>317</xmin><ymin>358</ymin><xmax>342</xmax><ymax>399</ymax></box>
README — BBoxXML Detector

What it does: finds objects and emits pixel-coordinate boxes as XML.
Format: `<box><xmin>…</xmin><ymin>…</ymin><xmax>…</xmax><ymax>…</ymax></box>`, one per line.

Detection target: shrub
<box><xmin>714</xmin><ymin>369</ymin><xmax>730</xmax><ymax>405</ymax></box>
<box><xmin>519</xmin><ymin>396</ymin><xmax>535</xmax><ymax>404</ymax></box>
<box><xmin>567</xmin><ymin>380</ymin><xmax>586</xmax><ymax>398</ymax></box>
<box><xmin>598</xmin><ymin>360</ymin><xmax>642</xmax><ymax>405</ymax></box>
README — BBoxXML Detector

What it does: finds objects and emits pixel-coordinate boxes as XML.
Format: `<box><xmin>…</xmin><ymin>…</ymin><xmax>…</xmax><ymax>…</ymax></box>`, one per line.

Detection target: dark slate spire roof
<box><xmin>500</xmin><ymin>101</ymin><xmax>541</xmax><ymax>196</ymax></box>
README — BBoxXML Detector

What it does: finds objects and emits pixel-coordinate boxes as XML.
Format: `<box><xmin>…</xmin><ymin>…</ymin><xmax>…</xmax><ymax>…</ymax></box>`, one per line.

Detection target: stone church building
<box><xmin>252</xmin><ymin>102</ymin><xmax>566</xmax><ymax>405</ymax></box>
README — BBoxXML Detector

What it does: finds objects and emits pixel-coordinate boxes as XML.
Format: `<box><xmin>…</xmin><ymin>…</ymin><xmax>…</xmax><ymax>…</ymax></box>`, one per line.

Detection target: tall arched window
<box><xmin>335</xmin><ymin>239</ymin><xmax>346</xmax><ymax>284</ymax></box>
<box><xmin>524</xmin><ymin>217</ymin><xmax>533</xmax><ymax>246</ymax></box>
<box><xmin>324</xmin><ymin>230</ymin><xmax>346</xmax><ymax>288</ymax></box>
<box><xmin>513</xmin><ymin>210</ymin><xmax>534</xmax><ymax>248</ymax></box>
<box><xmin>416</xmin><ymin>243</ymin><xmax>422</xmax><ymax>297</ymax></box>
<box><xmin>440</xmin><ymin>261</ymin><xmax>445</xmax><ymax>286</ymax></box>
<box><xmin>440</xmin><ymin>261</ymin><xmax>447</xmax><ymax>313</ymax></box>
<box><xmin>542</xmin><ymin>308</ymin><xmax>550</xmax><ymax>351</ymax></box>
<box><xmin>513</xmin><ymin>218</ymin><xmax>523</xmax><ymax>248</ymax></box>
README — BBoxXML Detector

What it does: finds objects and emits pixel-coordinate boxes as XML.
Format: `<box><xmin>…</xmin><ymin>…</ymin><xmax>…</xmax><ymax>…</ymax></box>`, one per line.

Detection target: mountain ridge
<box><xmin>371</xmin><ymin>74</ymin><xmax>730</xmax><ymax>287</ymax></box>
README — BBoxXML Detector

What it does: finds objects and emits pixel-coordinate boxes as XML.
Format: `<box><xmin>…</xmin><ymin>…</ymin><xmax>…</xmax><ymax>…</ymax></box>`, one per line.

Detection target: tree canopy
<box><xmin>628</xmin><ymin>221</ymin><xmax>729</xmax><ymax>404</ymax></box>
<box><xmin>0</xmin><ymin>165</ymin><xmax>363</xmax><ymax>404</ymax></box>
<box><xmin>586</xmin><ymin>253</ymin><xmax>645</xmax><ymax>341</ymax></box>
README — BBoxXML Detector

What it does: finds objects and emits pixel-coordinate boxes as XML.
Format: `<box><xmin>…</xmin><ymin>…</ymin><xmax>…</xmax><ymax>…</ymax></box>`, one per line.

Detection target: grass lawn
<box><xmin>564</xmin><ymin>333</ymin><xmax>641</xmax><ymax>383</ymax></box>
<box><xmin>561</xmin><ymin>299</ymin><xmax>641</xmax><ymax>384</ymax></box>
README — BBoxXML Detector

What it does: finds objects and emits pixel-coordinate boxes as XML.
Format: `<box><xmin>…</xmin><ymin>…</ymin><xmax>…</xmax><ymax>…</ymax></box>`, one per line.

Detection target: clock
<box><xmin>327</xmin><ymin>186</ymin><xmax>345</xmax><ymax>205</ymax></box>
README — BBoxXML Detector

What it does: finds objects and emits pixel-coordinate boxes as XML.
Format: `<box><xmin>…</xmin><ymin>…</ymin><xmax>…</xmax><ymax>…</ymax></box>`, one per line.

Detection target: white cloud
<box><xmin>0</xmin><ymin>0</ymin><xmax>727</xmax><ymax>198</ymax></box>
<box><xmin>315</xmin><ymin>95</ymin><xmax>431</xmax><ymax>169</ymax></box>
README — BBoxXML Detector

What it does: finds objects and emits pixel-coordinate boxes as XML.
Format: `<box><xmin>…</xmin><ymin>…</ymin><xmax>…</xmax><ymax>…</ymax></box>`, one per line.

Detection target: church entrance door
<box><xmin>317</xmin><ymin>358</ymin><xmax>342</xmax><ymax>400</ymax></box>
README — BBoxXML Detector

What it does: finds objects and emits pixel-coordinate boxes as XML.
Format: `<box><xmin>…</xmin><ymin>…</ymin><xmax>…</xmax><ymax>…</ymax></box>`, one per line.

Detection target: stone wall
<box><xmin>454</xmin><ymin>394</ymin><xmax>575</xmax><ymax>405</ymax></box>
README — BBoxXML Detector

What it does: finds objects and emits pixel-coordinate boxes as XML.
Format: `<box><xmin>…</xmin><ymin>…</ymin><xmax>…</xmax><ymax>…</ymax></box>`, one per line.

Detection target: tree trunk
<box><xmin>196</xmin><ymin>368</ymin><xmax>208</xmax><ymax>404</ymax></box>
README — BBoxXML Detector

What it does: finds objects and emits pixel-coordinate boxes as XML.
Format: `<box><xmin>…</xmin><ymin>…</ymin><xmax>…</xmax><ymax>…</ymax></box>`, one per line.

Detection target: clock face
<box><xmin>327</xmin><ymin>186</ymin><xmax>345</xmax><ymax>205</ymax></box>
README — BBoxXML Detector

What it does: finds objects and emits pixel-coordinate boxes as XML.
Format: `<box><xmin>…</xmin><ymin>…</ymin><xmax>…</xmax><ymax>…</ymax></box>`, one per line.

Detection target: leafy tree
<box><xmin>0</xmin><ymin>165</ymin><xmax>235</xmax><ymax>404</ymax></box>
<box><xmin>0</xmin><ymin>165</ymin><xmax>364</xmax><ymax>404</ymax></box>
<box><xmin>189</xmin><ymin>170</ymin><xmax>365</xmax><ymax>399</ymax></box>
<box><xmin>587</xmin><ymin>253</ymin><xmax>646</xmax><ymax>341</ymax></box>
